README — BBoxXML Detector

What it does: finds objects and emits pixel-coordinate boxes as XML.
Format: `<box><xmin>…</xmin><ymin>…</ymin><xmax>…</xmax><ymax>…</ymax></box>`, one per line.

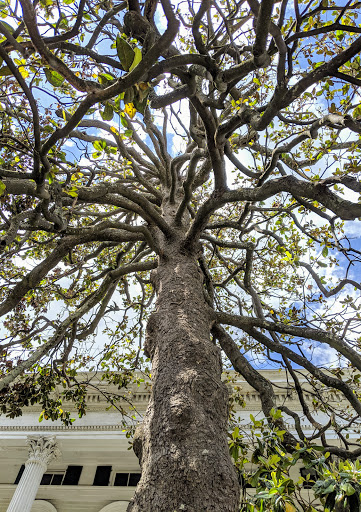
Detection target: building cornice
<box><xmin>0</xmin><ymin>425</ymin><xmax>126</xmax><ymax>431</ymax></box>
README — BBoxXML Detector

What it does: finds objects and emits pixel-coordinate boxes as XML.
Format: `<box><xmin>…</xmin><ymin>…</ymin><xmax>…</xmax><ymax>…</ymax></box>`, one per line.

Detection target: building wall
<box><xmin>0</xmin><ymin>371</ymin><xmax>354</xmax><ymax>511</ymax></box>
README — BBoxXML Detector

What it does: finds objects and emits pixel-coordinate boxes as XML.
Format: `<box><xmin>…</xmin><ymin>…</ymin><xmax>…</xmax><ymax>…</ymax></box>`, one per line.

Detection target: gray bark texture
<box><xmin>127</xmin><ymin>235</ymin><xmax>240</xmax><ymax>512</ymax></box>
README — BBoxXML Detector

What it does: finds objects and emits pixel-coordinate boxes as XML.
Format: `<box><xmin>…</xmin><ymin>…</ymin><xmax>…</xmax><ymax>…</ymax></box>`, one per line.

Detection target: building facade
<box><xmin>0</xmin><ymin>370</ymin><xmax>354</xmax><ymax>511</ymax></box>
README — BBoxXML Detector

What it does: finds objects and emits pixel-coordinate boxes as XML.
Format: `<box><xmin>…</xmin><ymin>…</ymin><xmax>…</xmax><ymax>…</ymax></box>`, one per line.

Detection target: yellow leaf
<box><xmin>19</xmin><ymin>66</ymin><xmax>29</xmax><ymax>79</ymax></box>
<box><xmin>110</xmin><ymin>126</ymin><xmax>119</xmax><ymax>135</ymax></box>
<box><xmin>138</xmin><ymin>81</ymin><xmax>149</xmax><ymax>91</ymax></box>
<box><xmin>304</xmin><ymin>168</ymin><xmax>311</xmax><ymax>172</ymax></box>
<box><xmin>124</xmin><ymin>102</ymin><xmax>136</xmax><ymax>119</ymax></box>
<box><xmin>285</xmin><ymin>504</ymin><xmax>296</xmax><ymax>512</ymax></box>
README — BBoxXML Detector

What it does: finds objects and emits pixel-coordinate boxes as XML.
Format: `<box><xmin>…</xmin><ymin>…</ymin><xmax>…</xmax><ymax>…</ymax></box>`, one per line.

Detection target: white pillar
<box><xmin>7</xmin><ymin>436</ymin><xmax>60</xmax><ymax>512</ymax></box>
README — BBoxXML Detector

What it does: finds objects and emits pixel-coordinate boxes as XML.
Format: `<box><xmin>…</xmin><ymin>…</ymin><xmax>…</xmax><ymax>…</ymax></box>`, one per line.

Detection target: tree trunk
<box><xmin>127</xmin><ymin>243</ymin><xmax>240</xmax><ymax>512</ymax></box>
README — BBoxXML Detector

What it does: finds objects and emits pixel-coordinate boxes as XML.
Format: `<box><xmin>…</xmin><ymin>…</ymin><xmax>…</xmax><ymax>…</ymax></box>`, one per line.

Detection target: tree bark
<box><xmin>127</xmin><ymin>242</ymin><xmax>240</xmax><ymax>512</ymax></box>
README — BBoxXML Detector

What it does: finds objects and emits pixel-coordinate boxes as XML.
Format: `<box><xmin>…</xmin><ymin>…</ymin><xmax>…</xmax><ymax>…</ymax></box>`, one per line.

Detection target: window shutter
<box><xmin>14</xmin><ymin>465</ymin><xmax>25</xmax><ymax>484</ymax></box>
<box><xmin>93</xmin><ymin>466</ymin><xmax>112</xmax><ymax>486</ymax></box>
<box><xmin>63</xmin><ymin>465</ymin><xmax>83</xmax><ymax>485</ymax></box>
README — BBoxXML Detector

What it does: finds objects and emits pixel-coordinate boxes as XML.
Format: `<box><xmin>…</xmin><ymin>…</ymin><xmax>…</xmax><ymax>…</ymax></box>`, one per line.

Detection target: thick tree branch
<box><xmin>216</xmin><ymin>311</ymin><xmax>361</xmax><ymax>373</ymax></box>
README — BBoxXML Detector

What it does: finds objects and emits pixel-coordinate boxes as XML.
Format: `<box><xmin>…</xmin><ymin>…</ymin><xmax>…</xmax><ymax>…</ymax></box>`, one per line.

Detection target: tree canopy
<box><xmin>1</xmin><ymin>0</ymin><xmax>361</xmax><ymax>509</ymax></box>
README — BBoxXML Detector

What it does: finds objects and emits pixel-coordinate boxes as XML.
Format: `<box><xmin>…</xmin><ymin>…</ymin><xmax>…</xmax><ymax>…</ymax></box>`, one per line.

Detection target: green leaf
<box><xmin>92</xmin><ymin>140</ymin><xmax>107</xmax><ymax>151</ymax></box>
<box><xmin>116</xmin><ymin>36</ymin><xmax>135</xmax><ymax>72</ymax></box>
<box><xmin>0</xmin><ymin>180</ymin><xmax>6</xmax><ymax>196</ymax></box>
<box><xmin>45</xmin><ymin>171</ymin><xmax>54</xmax><ymax>184</ymax></box>
<box><xmin>269</xmin><ymin>454</ymin><xmax>281</xmax><ymax>465</ymax></box>
<box><xmin>340</xmin><ymin>482</ymin><xmax>355</xmax><ymax>496</ymax></box>
<box><xmin>336</xmin><ymin>30</ymin><xmax>344</xmax><ymax>41</ymax></box>
<box><xmin>322</xmin><ymin>246</ymin><xmax>328</xmax><ymax>257</ymax></box>
<box><xmin>65</xmin><ymin>186</ymin><xmax>78</xmax><ymax>197</ymax></box>
<box><xmin>314</xmin><ymin>61</ymin><xmax>324</xmax><ymax>69</ymax></box>
<box><xmin>322</xmin><ymin>483</ymin><xmax>335</xmax><ymax>495</ymax></box>
<box><xmin>317</xmin><ymin>261</ymin><xmax>328</xmax><ymax>268</ymax></box>
<box><xmin>45</xmin><ymin>69</ymin><xmax>65</xmax><ymax>87</ymax></box>
<box><xmin>129</xmin><ymin>47</ymin><xmax>142</xmax><ymax>72</ymax></box>
<box><xmin>0</xmin><ymin>20</ymin><xmax>14</xmax><ymax>34</ymax></box>
<box><xmin>282</xmin><ymin>250</ymin><xmax>293</xmax><ymax>262</ymax></box>
<box><xmin>98</xmin><ymin>72</ymin><xmax>115</xmax><ymax>85</ymax></box>
<box><xmin>133</xmin><ymin>96</ymin><xmax>147</xmax><ymax>115</ymax></box>
<box><xmin>0</xmin><ymin>66</ymin><xmax>12</xmax><ymax>77</ymax></box>
<box><xmin>120</xmin><ymin>115</ymin><xmax>128</xmax><ymax>128</ymax></box>
<box><xmin>100</xmin><ymin>102</ymin><xmax>114</xmax><ymax>121</ymax></box>
<box><xmin>232</xmin><ymin>426</ymin><xmax>239</xmax><ymax>439</ymax></box>
<box><xmin>124</xmin><ymin>129</ymin><xmax>133</xmax><ymax>137</ymax></box>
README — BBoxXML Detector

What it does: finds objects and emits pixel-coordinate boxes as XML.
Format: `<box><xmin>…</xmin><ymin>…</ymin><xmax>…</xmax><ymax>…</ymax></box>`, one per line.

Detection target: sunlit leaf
<box><xmin>129</xmin><ymin>47</ymin><xmax>142</xmax><ymax>72</ymax></box>
<box><xmin>65</xmin><ymin>186</ymin><xmax>78</xmax><ymax>197</ymax></box>
<box><xmin>116</xmin><ymin>36</ymin><xmax>135</xmax><ymax>72</ymax></box>
<box><xmin>45</xmin><ymin>68</ymin><xmax>65</xmax><ymax>87</ymax></box>
<box><xmin>0</xmin><ymin>20</ymin><xmax>14</xmax><ymax>34</ymax></box>
<box><xmin>110</xmin><ymin>126</ymin><xmax>120</xmax><ymax>136</ymax></box>
<box><xmin>120</xmin><ymin>114</ymin><xmax>128</xmax><ymax>128</ymax></box>
<box><xmin>92</xmin><ymin>140</ymin><xmax>107</xmax><ymax>151</ymax></box>
<box><xmin>98</xmin><ymin>72</ymin><xmax>115</xmax><ymax>85</ymax></box>
<box><xmin>100</xmin><ymin>102</ymin><xmax>114</xmax><ymax>121</ymax></box>
<box><xmin>18</xmin><ymin>66</ymin><xmax>29</xmax><ymax>79</ymax></box>
<box><xmin>124</xmin><ymin>102</ymin><xmax>136</xmax><ymax>119</ymax></box>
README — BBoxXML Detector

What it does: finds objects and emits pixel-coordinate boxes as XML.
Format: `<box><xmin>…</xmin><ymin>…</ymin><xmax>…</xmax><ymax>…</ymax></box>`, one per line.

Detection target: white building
<box><xmin>0</xmin><ymin>370</ymin><xmax>353</xmax><ymax>512</ymax></box>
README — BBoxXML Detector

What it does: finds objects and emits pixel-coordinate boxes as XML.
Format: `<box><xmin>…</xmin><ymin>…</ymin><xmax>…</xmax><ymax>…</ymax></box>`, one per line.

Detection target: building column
<box><xmin>7</xmin><ymin>436</ymin><xmax>60</xmax><ymax>512</ymax></box>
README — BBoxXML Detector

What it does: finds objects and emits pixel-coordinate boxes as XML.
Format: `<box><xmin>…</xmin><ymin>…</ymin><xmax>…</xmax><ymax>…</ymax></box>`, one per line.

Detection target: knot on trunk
<box><xmin>169</xmin><ymin>393</ymin><xmax>194</xmax><ymax>434</ymax></box>
<box><xmin>144</xmin><ymin>312</ymin><xmax>159</xmax><ymax>359</ymax></box>
<box><xmin>132</xmin><ymin>423</ymin><xmax>144</xmax><ymax>463</ymax></box>
<box><xmin>150</xmin><ymin>268</ymin><xmax>159</xmax><ymax>292</ymax></box>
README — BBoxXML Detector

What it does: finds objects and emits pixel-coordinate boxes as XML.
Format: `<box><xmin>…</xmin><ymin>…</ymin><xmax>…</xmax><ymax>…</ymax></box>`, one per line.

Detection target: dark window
<box><xmin>40</xmin><ymin>474</ymin><xmax>52</xmax><ymax>485</ymax></box>
<box><xmin>113</xmin><ymin>472</ymin><xmax>141</xmax><ymax>486</ymax></box>
<box><xmin>14</xmin><ymin>465</ymin><xmax>25</xmax><ymax>485</ymax></box>
<box><xmin>114</xmin><ymin>473</ymin><xmax>129</xmax><ymax>486</ymax></box>
<box><xmin>51</xmin><ymin>474</ymin><xmax>64</xmax><ymax>485</ymax></box>
<box><xmin>63</xmin><ymin>466</ymin><xmax>83</xmax><ymax>485</ymax></box>
<box><xmin>40</xmin><ymin>472</ymin><xmax>66</xmax><ymax>485</ymax></box>
<box><xmin>16</xmin><ymin>466</ymin><xmax>82</xmax><ymax>486</ymax></box>
<box><xmin>300</xmin><ymin>467</ymin><xmax>317</xmax><ymax>489</ymax></box>
<box><xmin>40</xmin><ymin>466</ymin><xmax>83</xmax><ymax>485</ymax></box>
<box><xmin>93</xmin><ymin>466</ymin><xmax>112</xmax><ymax>486</ymax></box>
<box><xmin>128</xmin><ymin>473</ymin><xmax>141</xmax><ymax>486</ymax></box>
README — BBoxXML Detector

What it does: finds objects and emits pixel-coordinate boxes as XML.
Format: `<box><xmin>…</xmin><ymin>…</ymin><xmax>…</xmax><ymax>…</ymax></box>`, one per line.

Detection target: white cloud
<box><xmin>343</xmin><ymin>220</ymin><xmax>361</xmax><ymax>238</ymax></box>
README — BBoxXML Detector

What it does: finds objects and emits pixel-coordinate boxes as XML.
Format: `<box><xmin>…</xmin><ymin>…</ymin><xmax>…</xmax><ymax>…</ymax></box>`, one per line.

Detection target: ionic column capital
<box><xmin>26</xmin><ymin>436</ymin><xmax>60</xmax><ymax>471</ymax></box>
